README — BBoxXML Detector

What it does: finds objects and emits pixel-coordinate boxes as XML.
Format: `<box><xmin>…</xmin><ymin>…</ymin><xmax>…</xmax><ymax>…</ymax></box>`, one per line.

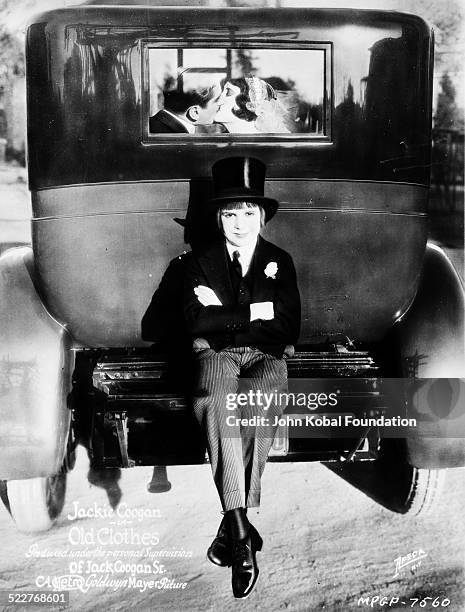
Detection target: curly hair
<box><xmin>222</xmin><ymin>78</ymin><xmax>257</xmax><ymax>123</ymax></box>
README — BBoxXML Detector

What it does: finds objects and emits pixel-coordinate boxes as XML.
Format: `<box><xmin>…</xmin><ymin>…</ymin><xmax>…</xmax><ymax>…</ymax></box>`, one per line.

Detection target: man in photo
<box><xmin>149</xmin><ymin>81</ymin><xmax>223</xmax><ymax>134</ymax></box>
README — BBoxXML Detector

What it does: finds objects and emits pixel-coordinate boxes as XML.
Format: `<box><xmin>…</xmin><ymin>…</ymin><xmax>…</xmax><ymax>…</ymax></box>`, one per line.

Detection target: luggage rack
<box><xmin>288</xmin><ymin>343</ymin><xmax>378</xmax><ymax>378</ymax></box>
<box><xmin>92</xmin><ymin>340</ymin><xmax>379</xmax><ymax>399</ymax></box>
<box><xmin>88</xmin><ymin>341</ymin><xmax>384</xmax><ymax>467</ymax></box>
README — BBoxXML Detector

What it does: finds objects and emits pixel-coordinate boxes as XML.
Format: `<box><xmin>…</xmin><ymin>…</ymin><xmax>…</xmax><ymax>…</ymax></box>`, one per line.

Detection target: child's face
<box><xmin>220</xmin><ymin>204</ymin><xmax>261</xmax><ymax>248</ymax></box>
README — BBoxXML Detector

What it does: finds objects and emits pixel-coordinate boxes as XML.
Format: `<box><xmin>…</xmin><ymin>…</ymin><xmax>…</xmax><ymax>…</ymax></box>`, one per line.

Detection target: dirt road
<box><xmin>0</xmin><ymin>448</ymin><xmax>464</xmax><ymax>612</ymax></box>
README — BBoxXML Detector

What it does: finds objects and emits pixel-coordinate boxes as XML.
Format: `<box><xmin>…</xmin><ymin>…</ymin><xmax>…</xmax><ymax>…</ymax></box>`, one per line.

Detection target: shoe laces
<box><xmin>232</xmin><ymin>539</ymin><xmax>252</xmax><ymax>568</ymax></box>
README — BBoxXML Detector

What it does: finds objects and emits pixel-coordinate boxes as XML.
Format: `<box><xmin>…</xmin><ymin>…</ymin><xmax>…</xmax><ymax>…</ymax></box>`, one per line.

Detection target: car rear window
<box><xmin>144</xmin><ymin>45</ymin><xmax>331</xmax><ymax>140</ymax></box>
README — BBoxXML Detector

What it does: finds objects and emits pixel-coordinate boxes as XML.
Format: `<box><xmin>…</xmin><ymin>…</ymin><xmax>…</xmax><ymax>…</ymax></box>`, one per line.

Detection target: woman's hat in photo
<box><xmin>209</xmin><ymin>157</ymin><xmax>279</xmax><ymax>222</ymax></box>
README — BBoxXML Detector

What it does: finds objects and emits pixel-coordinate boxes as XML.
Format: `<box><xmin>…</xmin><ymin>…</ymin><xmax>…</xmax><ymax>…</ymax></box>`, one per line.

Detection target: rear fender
<box><xmin>0</xmin><ymin>247</ymin><xmax>73</xmax><ymax>480</ymax></box>
<box><xmin>395</xmin><ymin>242</ymin><xmax>465</xmax><ymax>468</ymax></box>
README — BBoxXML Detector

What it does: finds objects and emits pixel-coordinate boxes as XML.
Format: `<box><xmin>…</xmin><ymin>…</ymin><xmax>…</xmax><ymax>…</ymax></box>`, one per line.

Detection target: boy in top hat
<box><xmin>184</xmin><ymin>157</ymin><xmax>301</xmax><ymax>599</ymax></box>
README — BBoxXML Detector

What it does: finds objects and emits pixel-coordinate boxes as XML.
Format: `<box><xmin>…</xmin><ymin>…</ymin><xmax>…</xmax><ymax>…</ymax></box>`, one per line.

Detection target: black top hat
<box><xmin>209</xmin><ymin>157</ymin><xmax>279</xmax><ymax>222</ymax></box>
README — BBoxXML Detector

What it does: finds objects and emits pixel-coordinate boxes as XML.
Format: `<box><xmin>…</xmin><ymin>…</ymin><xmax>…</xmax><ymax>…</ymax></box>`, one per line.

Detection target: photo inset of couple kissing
<box><xmin>148</xmin><ymin>48</ymin><xmax>325</xmax><ymax>136</ymax></box>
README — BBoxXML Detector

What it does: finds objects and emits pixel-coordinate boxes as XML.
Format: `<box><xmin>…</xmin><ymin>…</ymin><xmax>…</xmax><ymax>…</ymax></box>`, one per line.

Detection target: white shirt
<box><xmin>226</xmin><ymin>240</ymin><xmax>257</xmax><ymax>276</ymax></box>
<box><xmin>164</xmin><ymin>110</ymin><xmax>196</xmax><ymax>134</ymax></box>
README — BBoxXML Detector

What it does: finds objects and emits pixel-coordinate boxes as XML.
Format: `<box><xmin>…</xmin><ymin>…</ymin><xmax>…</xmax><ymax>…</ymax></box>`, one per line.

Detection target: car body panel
<box><xmin>0</xmin><ymin>247</ymin><xmax>73</xmax><ymax>480</ymax></box>
<box><xmin>32</xmin><ymin>180</ymin><xmax>427</xmax><ymax>345</ymax></box>
<box><xmin>26</xmin><ymin>7</ymin><xmax>432</xmax><ymax>188</ymax></box>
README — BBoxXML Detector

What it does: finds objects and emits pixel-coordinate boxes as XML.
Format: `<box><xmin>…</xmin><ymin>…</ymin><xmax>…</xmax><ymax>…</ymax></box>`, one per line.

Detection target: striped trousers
<box><xmin>192</xmin><ymin>346</ymin><xmax>287</xmax><ymax>511</ymax></box>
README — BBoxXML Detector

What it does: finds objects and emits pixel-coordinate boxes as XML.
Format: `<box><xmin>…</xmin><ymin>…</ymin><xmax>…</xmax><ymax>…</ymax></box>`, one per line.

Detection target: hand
<box><xmin>194</xmin><ymin>285</ymin><xmax>222</xmax><ymax>307</ymax></box>
<box><xmin>250</xmin><ymin>302</ymin><xmax>274</xmax><ymax>321</ymax></box>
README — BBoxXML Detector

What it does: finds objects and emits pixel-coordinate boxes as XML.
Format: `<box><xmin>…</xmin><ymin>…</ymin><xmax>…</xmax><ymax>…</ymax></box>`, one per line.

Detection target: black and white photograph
<box><xmin>0</xmin><ymin>0</ymin><xmax>463</xmax><ymax>610</ymax></box>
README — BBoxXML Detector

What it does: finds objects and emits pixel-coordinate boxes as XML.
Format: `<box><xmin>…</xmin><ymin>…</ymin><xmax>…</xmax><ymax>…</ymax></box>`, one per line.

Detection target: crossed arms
<box><xmin>183</xmin><ymin>251</ymin><xmax>301</xmax><ymax>347</ymax></box>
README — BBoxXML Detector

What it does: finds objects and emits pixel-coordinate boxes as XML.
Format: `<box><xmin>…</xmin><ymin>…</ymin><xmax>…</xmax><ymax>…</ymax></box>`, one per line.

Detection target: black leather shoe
<box><xmin>207</xmin><ymin>516</ymin><xmax>230</xmax><ymax>567</ymax></box>
<box><xmin>231</xmin><ymin>529</ymin><xmax>262</xmax><ymax>599</ymax></box>
<box><xmin>207</xmin><ymin>519</ymin><xmax>262</xmax><ymax>568</ymax></box>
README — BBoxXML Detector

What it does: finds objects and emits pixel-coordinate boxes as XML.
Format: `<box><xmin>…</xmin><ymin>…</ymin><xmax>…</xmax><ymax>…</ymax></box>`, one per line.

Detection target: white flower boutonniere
<box><xmin>264</xmin><ymin>261</ymin><xmax>278</xmax><ymax>279</ymax></box>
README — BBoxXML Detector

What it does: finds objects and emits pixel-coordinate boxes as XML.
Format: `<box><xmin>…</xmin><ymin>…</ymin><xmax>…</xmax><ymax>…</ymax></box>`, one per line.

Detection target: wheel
<box><xmin>326</xmin><ymin>439</ymin><xmax>445</xmax><ymax>516</ymax></box>
<box><xmin>405</xmin><ymin>466</ymin><xmax>445</xmax><ymax>516</ymax></box>
<box><xmin>0</xmin><ymin>416</ymin><xmax>76</xmax><ymax>533</ymax></box>
<box><xmin>5</xmin><ymin>473</ymin><xmax>67</xmax><ymax>533</ymax></box>
<box><xmin>0</xmin><ymin>480</ymin><xmax>11</xmax><ymax>515</ymax></box>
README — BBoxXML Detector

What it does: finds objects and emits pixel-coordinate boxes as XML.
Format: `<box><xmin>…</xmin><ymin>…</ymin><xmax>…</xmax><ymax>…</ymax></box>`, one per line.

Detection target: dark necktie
<box><xmin>232</xmin><ymin>250</ymin><xmax>242</xmax><ymax>278</ymax></box>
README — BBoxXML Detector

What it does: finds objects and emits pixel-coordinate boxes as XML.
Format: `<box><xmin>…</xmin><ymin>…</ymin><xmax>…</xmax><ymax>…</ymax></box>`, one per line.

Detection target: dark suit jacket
<box><xmin>142</xmin><ymin>252</ymin><xmax>192</xmax><ymax>346</ymax></box>
<box><xmin>184</xmin><ymin>237</ymin><xmax>301</xmax><ymax>357</ymax></box>
<box><xmin>141</xmin><ymin>252</ymin><xmax>194</xmax><ymax>391</ymax></box>
<box><xmin>149</xmin><ymin>110</ymin><xmax>189</xmax><ymax>134</ymax></box>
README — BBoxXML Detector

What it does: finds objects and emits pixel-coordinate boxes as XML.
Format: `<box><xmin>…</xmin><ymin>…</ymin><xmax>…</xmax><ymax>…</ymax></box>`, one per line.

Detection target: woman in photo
<box><xmin>215</xmin><ymin>76</ymin><xmax>291</xmax><ymax>134</ymax></box>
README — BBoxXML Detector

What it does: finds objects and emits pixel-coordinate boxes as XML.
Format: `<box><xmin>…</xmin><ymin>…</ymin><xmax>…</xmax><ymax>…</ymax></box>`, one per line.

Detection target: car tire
<box><xmin>404</xmin><ymin>466</ymin><xmax>445</xmax><ymax>516</ymax></box>
<box><xmin>0</xmin><ymin>480</ymin><xmax>11</xmax><ymax>515</ymax></box>
<box><xmin>326</xmin><ymin>439</ymin><xmax>445</xmax><ymax>516</ymax></box>
<box><xmin>378</xmin><ymin>439</ymin><xmax>445</xmax><ymax>516</ymax></box>
<box><xmin>5</xmin><ymin>473</ymin><xmax>67</xmax><ymax>533</ymax></box>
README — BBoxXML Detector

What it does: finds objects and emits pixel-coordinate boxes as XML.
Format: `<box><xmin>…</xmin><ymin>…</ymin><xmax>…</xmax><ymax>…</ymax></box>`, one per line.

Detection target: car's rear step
<box><xmin>82</xmin><ymin>345</ymin><xmax>384</xmax><ymax>467</ymax></box>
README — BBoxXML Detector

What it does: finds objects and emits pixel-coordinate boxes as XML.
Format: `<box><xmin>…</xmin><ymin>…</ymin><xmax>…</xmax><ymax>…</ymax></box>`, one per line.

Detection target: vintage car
<box><xmin>0</xmin><ymin>3</ymin><xmax>463</xmax><ymax>533</ymax></box>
